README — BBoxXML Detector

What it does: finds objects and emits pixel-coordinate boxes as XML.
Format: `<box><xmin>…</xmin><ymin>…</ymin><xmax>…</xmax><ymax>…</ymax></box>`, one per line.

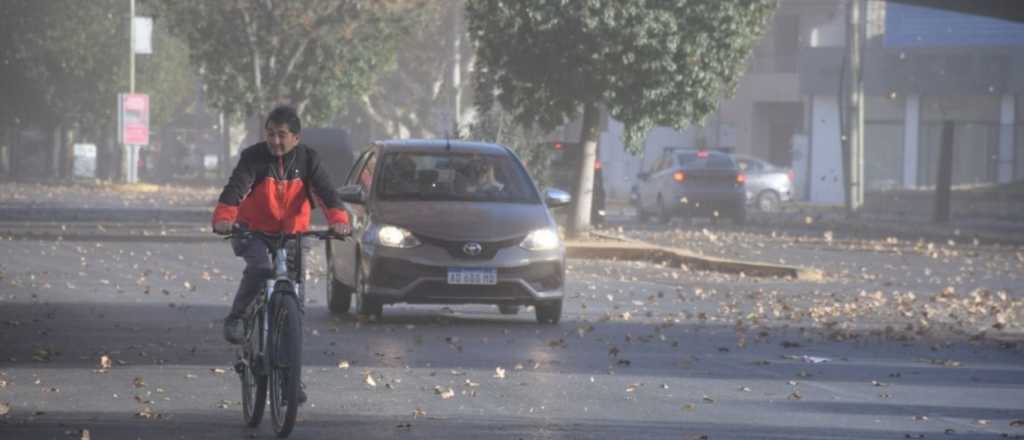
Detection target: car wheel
<box><xmin>353</xmin><ymin>259</ymin><xmax>383</xmax><ymax>320</ymax></box>
<box><xmin>756</xmin><ymin>190</ymin><xmax>781</xmax><ymax>213</ymax></box>
<box><xmin>325</xmin><ymin>243</ymin><xmax>352</xmax><ymax>314</ymax></box>
<box><xmin>497</xmin><ymin>304</ymin><xmax>519</xmax><ymax>315</ymax></box>
<box><xmin>656</xmin><ymin>196</ymin><xmax>671</xmax><ymax>224</ymax></box>
<box><xmin>534</xmin><ymin>300</ymin><xmax>562</xmax><ymax>324</ymax></box>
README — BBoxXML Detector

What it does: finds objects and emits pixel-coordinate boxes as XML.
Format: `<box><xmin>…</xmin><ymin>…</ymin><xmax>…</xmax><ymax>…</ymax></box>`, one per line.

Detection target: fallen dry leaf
<box><xmin>364</xmin><ymin>373</ymin><xmax>377</xmax><ymax>388</ymax></box>
<box><xmin>100</xmin><ymin>355</ymin><xmax>112</xmax><ymax>370</ymax></box>
<box><xmin>210</xmin><ymin>368</ymin><xmax>226</xmax><ymax>375</ymax></box>
<box><xmin>434</xmin><ymin>386</ymin><xmax>455</xmax><ymax>400</ymax></box>
<box><xmin>80</xmin><ymin>429</ymin><xmax>91</xmax><ymax>440</ymax></box>
<box><xmin>135</xmin><ymin>406</ymin><xmax>157</xmax><ymax>419</ymax></box>
<box><xmin>494</xmin><ymin>367</ymin><xmax>506</xmax><ymax>379</ymax></box>
<box><xmin>0</xmin><ymin>401</ymin><xmax>10</xmax><ymax>416</ymax></box>
<box><xmin>338</xmin><ymin>360</ymin><xmax>350</xmax><ymax>369</ymax></box>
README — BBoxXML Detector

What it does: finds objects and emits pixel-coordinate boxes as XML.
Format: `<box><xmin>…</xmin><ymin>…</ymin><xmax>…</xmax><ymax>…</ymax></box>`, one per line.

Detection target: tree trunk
<box><xmin>61</xmin><ymin>125</ymin><xmax>75</xmax><ymax>180</ymax></box>
<box><xmin>568</xmin><ymin>103</ymin><xmax>601</xmax><ymax>238</ymax></box>
<box><xmin>50</xmin><ymin>124</ymin><xmax>62</xmax><ymax>181</ymax></box>
<box><xmin>932</xmin><ymin>120</ymin><xmax>954</xmax><ymax>224</ymax></box>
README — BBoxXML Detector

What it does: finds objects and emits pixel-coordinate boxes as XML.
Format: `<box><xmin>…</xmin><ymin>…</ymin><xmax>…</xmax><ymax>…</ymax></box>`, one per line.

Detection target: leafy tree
<box><xmin>466</xmin><ymin>0</ymin><xmax>776</xmax><ymax>235</ymax></box>
<box><xmin>158</xmin><ymin>0</ymin><xmax>419</xmax><ymax>131</ymax></box>
<box><xmin>0</xmin><ymin>0</ymin><xmax>193</xmax><ymax>180</ymax></box>
<box><xmin>337</xmin><ymin>1</ymin><xmax>475</xmax><ymax>147</ymax></box>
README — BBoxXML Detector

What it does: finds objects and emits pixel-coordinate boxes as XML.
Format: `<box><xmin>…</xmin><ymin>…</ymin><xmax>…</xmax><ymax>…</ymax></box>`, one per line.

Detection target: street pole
<box><xmin>129</xmin><ymin>0</ymin><xmax>135</xmax><ymax>93</ymax></box>
<box><xmin>451</xmin><ymin>2</ymin><xmax>462</xmax><ymax>133</ymax></box>
<box><xmin>123</xmin><ymin>0</ymin><xmax>137</xmax><ymax>183</ymax></box>
<box><xmin>846</xmin><ymin>0</ymin><xmax>865</xmax><ymax>213</ymax></box>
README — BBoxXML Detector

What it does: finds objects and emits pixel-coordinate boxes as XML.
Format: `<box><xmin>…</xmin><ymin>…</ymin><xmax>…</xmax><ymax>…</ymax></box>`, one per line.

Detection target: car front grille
<box><xmin>415</xmin><ymin>234</ymin><xmax>524</xmax><ymax>260</ymax></box>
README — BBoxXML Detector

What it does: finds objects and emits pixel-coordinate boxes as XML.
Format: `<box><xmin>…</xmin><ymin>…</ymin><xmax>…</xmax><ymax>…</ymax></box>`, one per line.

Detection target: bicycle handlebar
<box><xmin>217</xmin><ymin>226</ymin><xmax>349</xmax><ymax>241</ymax></box>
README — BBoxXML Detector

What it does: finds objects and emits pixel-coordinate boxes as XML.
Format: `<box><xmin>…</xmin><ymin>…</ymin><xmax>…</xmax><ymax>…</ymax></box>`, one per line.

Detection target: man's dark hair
<box><xmin>265</xmin><ymin>105</ymin><xmax>301</xmax><ymax>134</ymax></box>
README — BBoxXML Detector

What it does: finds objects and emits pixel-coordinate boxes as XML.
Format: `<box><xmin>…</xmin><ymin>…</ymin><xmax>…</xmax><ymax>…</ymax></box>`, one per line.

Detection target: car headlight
<box><xmin>373</xmin><ymin>225</ymin><xmax>421</xmax><ymax>248</ymax></box>
<box><xmin>520</xmin><ymin>228</ymin><xmax>560</xmax><ymax>251</ymax></box>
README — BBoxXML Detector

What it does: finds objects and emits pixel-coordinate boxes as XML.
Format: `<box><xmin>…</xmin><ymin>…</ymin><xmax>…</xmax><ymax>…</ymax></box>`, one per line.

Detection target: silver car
<box><xmin>634</xmin><ymin>149</ymin><xmax>747</xmax><ymax>224</ymax></box>
<box><xmin>733</xmin><ymin>154</ymin><xmax>794</xmax><ymax>213</ymax></box>
<box><xmin>324</xmin><ymin>140</ymin><xmax>571</xmax><ymax>323</ymax></box>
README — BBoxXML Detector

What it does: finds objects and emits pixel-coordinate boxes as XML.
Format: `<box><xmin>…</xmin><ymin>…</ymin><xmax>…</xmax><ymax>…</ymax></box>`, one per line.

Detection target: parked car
<box><xmin>633</xmin><ymin>148</ymin><xmax>746</xmax><ymax>224</ymax></box>
<box><xmin>732</xmin><ymin>154</ymin><xmax>794</xmax><ymax>213</ymax></box>
<box><xmin>324</xmin><ymin>139</ymin><xmax>571</xmax><ymax>323</ymax></box>
<box><xmin>546</xmin><ymin>142</ymin><xmax>606</xmax><ymax>225</ymax></box>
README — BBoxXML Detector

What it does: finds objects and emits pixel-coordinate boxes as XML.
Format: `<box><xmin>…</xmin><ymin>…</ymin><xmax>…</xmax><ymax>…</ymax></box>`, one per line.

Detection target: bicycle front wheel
<box><xmin>241</xmin><ymin>313</ymin><xmax>267</xmax><ymax>427</ymax></box>
<box><xmin>268</xmin><ymin>293</ymin><xmax>302</xmax><ymax>438</ymax></box>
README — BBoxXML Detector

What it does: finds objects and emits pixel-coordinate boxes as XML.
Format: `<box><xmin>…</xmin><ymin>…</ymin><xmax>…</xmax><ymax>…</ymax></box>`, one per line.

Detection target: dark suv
<box><xmin>632</xmin><ymin>149</ymin><xmax>746</xmax><ymax>224</ymax></box>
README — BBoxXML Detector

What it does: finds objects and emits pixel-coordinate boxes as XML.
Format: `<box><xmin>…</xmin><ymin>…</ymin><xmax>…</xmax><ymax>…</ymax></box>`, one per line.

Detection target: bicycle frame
<box><xmin>257</xmin><ymin>242</ymin><xmax>302</xmax><ymax>363</ymax></box>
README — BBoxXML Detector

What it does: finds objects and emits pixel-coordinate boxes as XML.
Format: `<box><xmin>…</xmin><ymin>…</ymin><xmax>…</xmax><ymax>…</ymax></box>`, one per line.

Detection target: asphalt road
<box><xmin>1</xmin><ymin>233</ymin><xmax>1022</xmax><ymax>439</ymax></box>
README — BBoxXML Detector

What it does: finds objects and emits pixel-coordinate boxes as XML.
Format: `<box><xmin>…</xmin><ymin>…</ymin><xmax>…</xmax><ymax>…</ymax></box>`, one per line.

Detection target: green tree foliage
<box><xmin>0</xmin><ymin>0</ymin><xmax>192</xmax><ymax>179</ymax></box>
<box><xmin>467</xmin><ymin>0</ymin><xmax>775</xmax><ymax>153</ymax></box>
<box><xmin>466</xmin><ymin>0</ymin><xmax>775</xmax><ymax>233</ymax></box>
<box><xmin>158</xmin><ymin>0</ymin><xmax>419</xmax><ymax>126</ymax></box>
<box><xmin>338</xmin><ymin>1</ymin><xmax>475</xmax><ymax>146</ymax></box>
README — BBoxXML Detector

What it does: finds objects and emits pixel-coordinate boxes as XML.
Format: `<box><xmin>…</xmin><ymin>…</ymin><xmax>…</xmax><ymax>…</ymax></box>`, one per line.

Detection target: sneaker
<box><xmin>223</xmin><ymin>316</ymin><xmax>244</xmax><ymax>345</ymax></box>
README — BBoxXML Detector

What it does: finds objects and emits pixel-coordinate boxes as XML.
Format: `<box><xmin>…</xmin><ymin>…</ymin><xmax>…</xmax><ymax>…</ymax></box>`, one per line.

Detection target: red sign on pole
<box><xmin>118</xmin><ymin>93</ymin><xmax>149</xmax><ymax>145</ymax></box>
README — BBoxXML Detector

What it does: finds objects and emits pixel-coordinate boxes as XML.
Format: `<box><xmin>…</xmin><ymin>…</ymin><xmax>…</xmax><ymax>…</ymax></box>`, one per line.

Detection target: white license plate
<box><xmin>447</xmin><ymin>268</ymin><xmax>497</xmax><ymax>285</ymax></box>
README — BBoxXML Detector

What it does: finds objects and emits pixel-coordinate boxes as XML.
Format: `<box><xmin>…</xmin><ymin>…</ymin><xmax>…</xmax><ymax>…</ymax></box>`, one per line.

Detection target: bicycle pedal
<box><xmin>233</xmin><ymin>361</ymin><xmax>245</xmax><ymax>374</ymax></box>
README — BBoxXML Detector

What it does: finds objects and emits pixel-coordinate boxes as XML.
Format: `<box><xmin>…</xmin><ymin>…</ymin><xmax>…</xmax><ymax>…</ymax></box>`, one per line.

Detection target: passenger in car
<box><xmin>459</xmin><ymin>157</ymin><xmax>504</xmax><ymax>195</ymax></box>
<box><xmin>381</xmin><ymin>152</ymin><xmax>418</xmax><ymax>195</ymax></box>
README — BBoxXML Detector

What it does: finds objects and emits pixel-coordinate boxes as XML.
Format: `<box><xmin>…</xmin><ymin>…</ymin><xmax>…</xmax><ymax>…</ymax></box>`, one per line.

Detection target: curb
<box><xmin>566</xmin><ymin>231</ymin><xmax>824</xmax><ymax>281</ymax></box>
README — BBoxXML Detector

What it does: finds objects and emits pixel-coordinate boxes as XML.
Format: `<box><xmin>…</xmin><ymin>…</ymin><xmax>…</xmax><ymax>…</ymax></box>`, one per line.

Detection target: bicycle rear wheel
<box><xmin>269</xmin><ymin>293</ymin><xmax>302</xmax><ymax>438</ymax></box>
<box><xmin>241</xmin><ymin>313</ymin><xmax>267</xmax><ymax>427</ymax></box>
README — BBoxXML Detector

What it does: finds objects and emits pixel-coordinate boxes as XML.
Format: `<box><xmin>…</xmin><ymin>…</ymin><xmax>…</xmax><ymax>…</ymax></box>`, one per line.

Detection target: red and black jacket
<box><xmin>212</xmin><ymin>142</ymin><xmax>349</xmax><ymax>233</ymax></box>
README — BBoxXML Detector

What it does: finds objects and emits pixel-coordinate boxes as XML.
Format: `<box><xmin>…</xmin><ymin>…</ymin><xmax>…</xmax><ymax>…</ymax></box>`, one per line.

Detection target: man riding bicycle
<box><xmin>212</xmin><ymin>106</ymin><xmax>351</xmax><ymax>402</ymax></box>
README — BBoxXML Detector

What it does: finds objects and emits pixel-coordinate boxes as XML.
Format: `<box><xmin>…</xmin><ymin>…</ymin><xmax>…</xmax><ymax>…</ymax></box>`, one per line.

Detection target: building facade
<box><xmin>591</xmin><ymin>0</ymin><xmax>1024</xmax><ymax>204</ymax></box>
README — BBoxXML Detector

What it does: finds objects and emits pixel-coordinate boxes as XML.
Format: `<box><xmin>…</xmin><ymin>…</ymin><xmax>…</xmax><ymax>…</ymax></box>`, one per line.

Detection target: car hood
<box><xmin>374</xmin><ymin>201</ymin><xmax>552</xmax><ymax>241</ymax></box>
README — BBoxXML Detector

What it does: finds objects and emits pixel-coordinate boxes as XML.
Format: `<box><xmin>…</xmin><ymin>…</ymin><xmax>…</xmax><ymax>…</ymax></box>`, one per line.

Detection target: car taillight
<box><xmin>736</xmin><ymin>173</ymin><xmax>747</xmax><ymax>184</ymax></box>
<box><xmin>673</xmin><ymin>170</ymin><xmax>686</xmax><ymax>183</ymax></box>
<box><xmin>787</xmin><ymin>170</ymin><xmax>795</xmax><ymax>182</ymax></box>
<box><xmin>697</xmin><ymin>150</ymin><xmax>709</xmax><ymax>158</ymax></box>
<box><xmin>595</xmin><ymin>160</ymin><xmax>602</xmax><ymax>170</ymax></box>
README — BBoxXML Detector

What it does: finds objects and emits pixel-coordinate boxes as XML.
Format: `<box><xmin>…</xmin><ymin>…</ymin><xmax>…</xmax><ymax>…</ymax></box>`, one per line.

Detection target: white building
<box><xmin>581</xmin><ymin>0</ymin><xmax>1024</xmax><ymax>204</ymax></box>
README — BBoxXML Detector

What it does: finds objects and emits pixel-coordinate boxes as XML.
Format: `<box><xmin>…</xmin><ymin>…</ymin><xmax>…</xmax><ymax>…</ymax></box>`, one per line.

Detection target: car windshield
<box><xmin>677</xmin><ymin>152</ymin><xmax>737</xmax><ymax>170</ymax></box>
<box><xmin>377</xmin><ymin>152</ymin><xmax>539</xmax><ymax>203</ymax></box>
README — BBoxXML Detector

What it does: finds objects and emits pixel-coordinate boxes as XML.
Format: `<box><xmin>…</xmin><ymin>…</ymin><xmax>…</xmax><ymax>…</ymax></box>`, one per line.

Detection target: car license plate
<box><xmin>447</xmin><ymin>268</ymin><xmax>497</xmax><ymax>285</ymax></box>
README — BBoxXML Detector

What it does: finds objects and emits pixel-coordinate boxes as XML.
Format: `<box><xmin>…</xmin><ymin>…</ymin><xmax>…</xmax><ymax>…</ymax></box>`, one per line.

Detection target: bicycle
<box><xmin>224</xmin><ymin>227</ymin><xmax>342</xmax><ymax>438</ymax></box>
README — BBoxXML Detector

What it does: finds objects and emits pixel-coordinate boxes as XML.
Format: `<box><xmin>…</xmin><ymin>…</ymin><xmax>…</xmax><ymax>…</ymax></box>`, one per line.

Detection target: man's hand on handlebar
<box><xmin>330</xmin><ymin>223</ymin><xmax>352</xmax><ymax>237</ymax></box>
<box><xmin>213</xmin><ymin>221</ymin><xmax>234</xmax><ymax>235</ymax></box>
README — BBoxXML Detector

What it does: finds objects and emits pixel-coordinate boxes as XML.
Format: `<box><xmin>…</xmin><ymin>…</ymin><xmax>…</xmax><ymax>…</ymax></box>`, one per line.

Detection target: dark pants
<box><xmin>228</xmin><ymin>235</ymin><xmax>310</xmax><ymax>319</ymax></box>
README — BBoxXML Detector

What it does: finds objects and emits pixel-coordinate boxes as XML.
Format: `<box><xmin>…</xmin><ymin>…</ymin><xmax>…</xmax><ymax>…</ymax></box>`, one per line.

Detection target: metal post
<box><xmin>451</xmin><ymin>2</ymin><xmax>462</xmax><ymax>132</ymax></box>
<box><xmin>846</xmin><ymin>0</ymin><xmax>864</xmax><ymax>212</ymax></box>
<box><xmin>129</xmin><ymin>0</ymin><xmax>135</xmax><ymax>93</ymax></box>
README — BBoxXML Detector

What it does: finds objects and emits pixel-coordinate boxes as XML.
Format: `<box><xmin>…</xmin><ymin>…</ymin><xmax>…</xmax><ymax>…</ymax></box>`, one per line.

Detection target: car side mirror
<box><xmin>337</xmin><ymin>184</ymin><xmax>365</xmax><ymax>204</ymax></box>
<box><xmin>543</xmin><ymin>188</ymin><xmax>571</xmax><ymax>207</ymax></box>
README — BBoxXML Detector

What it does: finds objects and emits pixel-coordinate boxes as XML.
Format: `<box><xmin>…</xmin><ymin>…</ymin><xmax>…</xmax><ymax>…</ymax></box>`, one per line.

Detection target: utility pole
<box><xmin>451</xmin><ymin>2</ymin><xmax>462</xmax><ymax>133</ymax></box>
<box><xmin>845</xmin><ymin>0</ymin><xmax>865</xmax><ymax>213</ymax></box>
<box><xmin>129</xmin><ymin>0</ymin><xmax>135</xmax><ymax>93</ymax></box>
